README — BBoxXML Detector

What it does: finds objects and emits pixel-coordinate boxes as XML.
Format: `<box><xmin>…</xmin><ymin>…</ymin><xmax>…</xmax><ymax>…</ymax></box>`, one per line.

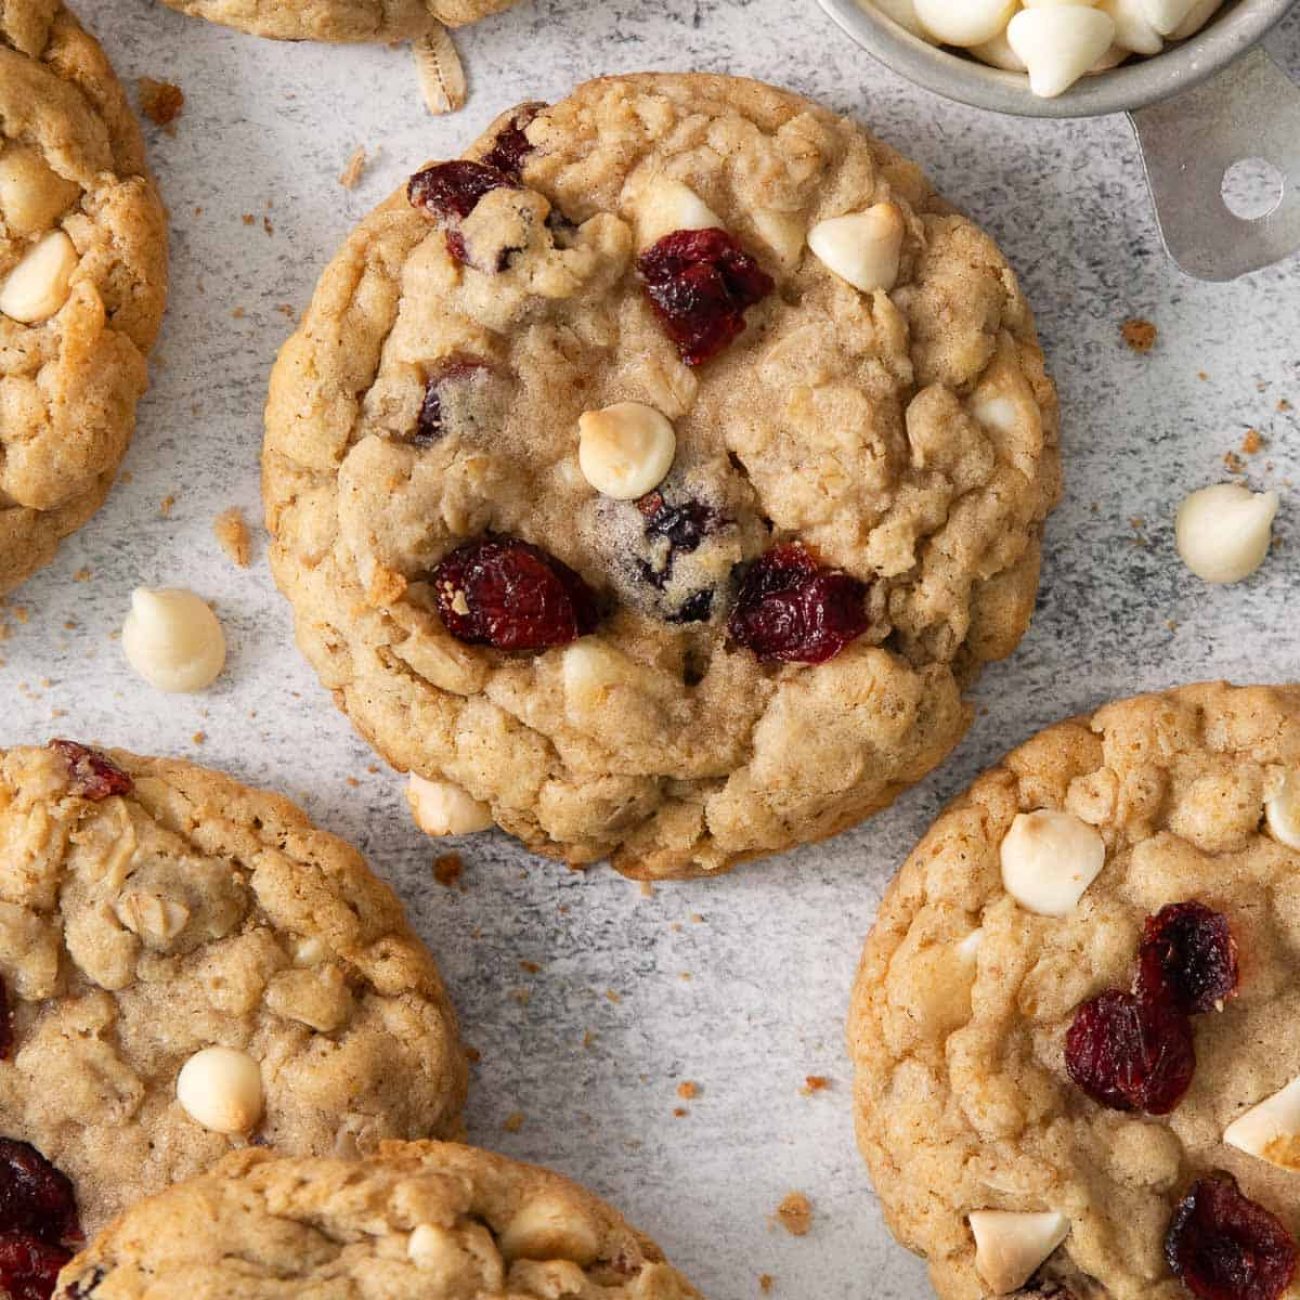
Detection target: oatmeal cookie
<box><xmin>56</xmin><ymin>1141</ymin><xmax>702</xmax><ymax>1298</ymax></box>
<box><xmin>263</xmin><ymin>73</ymin><xmax>1060</xmax><ymax>880</ymax></box>
<box><xmin>849</xmin><ymin>682</ymin><xmax>1300</xmax><ymax>1299</ymax></box>
<box><xmin>0</xmin><ymin>2</ymin><xmax>168</xmax><ymax>597</ymax></box>
<box><xmin>0</xmin><ymin>742</ymin><xmax>466</xmax><ymax>1252</ymax></box>
<box><xmin>156</xmin><ymin>0</ymin><xmax>516</xmax><ymax>42</ymax></box>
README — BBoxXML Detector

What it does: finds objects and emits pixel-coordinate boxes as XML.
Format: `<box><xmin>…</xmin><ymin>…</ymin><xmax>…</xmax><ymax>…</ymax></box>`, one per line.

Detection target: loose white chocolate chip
<box><xmin>176</xmin><ymin>1046</ymin><xmax>264</xmax><ymax>1134</ymax></box>
<box><xmin>1007</xmin><ymin>6</ymin><xmax>1117</xmax><ymax>96</ymax></box>
<box><xmin>808</xmin><ymin>202</ymin><xmax>905</xmax><ymax>294</ymax></box>
<box><xmin>0</xmin><ymin>230</ymin><xmax>78</xmax><ymax>324</ymax></box>
<box><xmin>1224</xmin><ymin>1076</ymin><xmax>1300</xmax><ymax>1170</ymax></box>
<box><xmin>577</xmin><ymin>402</ymin><xmax>676</xmax><ymax>500</ymax></box>
<box><xmin>1265</xmin><ymin>770</ymin><xmax>1300</xmax><ymax>850</ymax></box>
<box><xmin>915</xmin><ymin>0</ymin><xmax>1017</xmax><ymax>45</ymax></box>
<box><xmin>1100</xmin><ymin>0</ymin><xmax>1164</xmax><ymax>53</ymax></box>
<box><xmin>970</xmin><ymin>1211</ymin><xmax>1071</xmax><ymax>1294</ymax></box>
<box><xmin>500</xmin><ymin>1196</ymin><xmax>601</xmax><ymax>1265</ymax></box>
<box><xmin>1000</xmin><ymin>810</ymin><xmax>1106</xmax><ymax>916</ymax></box>
<box><xmin>636</xmin><ymin>177</ymin><xmax>723</xmax><ymax>249</ymax></box>
<box><xmin>1138</xmin><ymin>0</ymin><xmax>1197</xmax><ymax>33</ymax></box>
<box><xmin>1175</xmin><ymin>483</ymin><xmax>1279</xmax><ymax>584</ymax></box>
<box><xmin>0</xmin><ymin>147</ymin><xmax>80</xmax><ymax>238</ymax></box>
<box><xmin>406</xmin><ymin>773</ymin><xmax>493</xmax><ymax>837</ymax></box>
<box><xmin>122</xmin><ymin>588</ymin><xmax>227</xmax><ymax>693</ymax></box>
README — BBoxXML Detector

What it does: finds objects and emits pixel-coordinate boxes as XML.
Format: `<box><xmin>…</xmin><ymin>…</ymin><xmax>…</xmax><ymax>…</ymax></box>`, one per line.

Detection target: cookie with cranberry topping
<box><xmin>264</xmin><ymin>73</ymin><xmax>1060</xmax><ymax>879</ymax></box>
<box><xmin>155</xmin><ymin>0</ymin><xmax>516</xmax><ymax>42</ymax></box>
<box><xmin>849</xmin><ymin>682</ymin><xmax>1300</xmax><ymax>1299</ymax></box>
<box><xmin>56</xmin><ymin>1142</ymin><xmax>701</xmax><ymax>1299</ymax></box>
<box><xmin>0</xmin><ymin>743</ymin><xmax>466</xmax><ymax>1236</ymax></box>
<box><xmin>0</xmin><ymin>2</ymin><xmax>168</xmax><ymax>598</ymax></box>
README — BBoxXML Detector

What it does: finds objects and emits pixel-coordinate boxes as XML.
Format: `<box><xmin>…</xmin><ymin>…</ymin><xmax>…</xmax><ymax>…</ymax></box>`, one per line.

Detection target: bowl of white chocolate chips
<box><xmin>818</xmin><ymin>0</ymin><xmax>1300</xmax><ymax>279</ymax></box>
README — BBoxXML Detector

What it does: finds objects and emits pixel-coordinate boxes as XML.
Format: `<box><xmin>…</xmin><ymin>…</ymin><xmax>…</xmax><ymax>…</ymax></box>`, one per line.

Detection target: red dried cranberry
<box><xmin>727</xmin><ymin>545</ymin><xmax>868</xmax><ymax>665</ymax></box>
<box><xmin>46</xmin><ymin>741</ymin><xmax>132</xmax><ymax>802</ymax></box>
<box><xmin>0</xmin><ymin>977</ymin><xmax>11</xmax><ymax>1062</ymax></box>
<box><xmin>1165</xmin><ymin>1174</ymin><xmax>1297</xmax><ymax>1300</ymax></box>
<box><xmin>636</xmin><ymin>229</ymin><xmax>774</xmax><ymax>366</ymax></box>
<box><xmin>407</xmin><ymin>160</ymin><xmax>516</xmax><ymax>220</ymax></box>
<box><xmin>0</xmin><ymin>1235</ymin><xmax>73</xmax><ymax>1300</ymax></box>
<box><xmin>414</xmin><ymin>357</ymin><xmax>490</xmax><ymax>446</ymax></box>
<box><xmin>638</xmin><ymin>494</ymin><xmax>726</xmax><ymax>555</ymax></box>
<box><xmin>1138</xmin><ymin>902</ymin><xmax>1239</xmax><ymax>1016</ymax></box>
<box><xmin>481</xmin><ymin>103</ymin><xmax>545</xmax><ymax>177</ymax></box>
<box><xmin>432</xmin><ymin>537</ymin><xmax>599</xmax><ymax>651</ymax></box>
<box><xmin>1064</xmin><ymin>988</ymin><xmax>1195</xmax><ymax>1115</ymax></box>
<box><xmin>0</xmin><ymin>1141</ymin><xmax>79</xmax><ymax>1245</ymax></box>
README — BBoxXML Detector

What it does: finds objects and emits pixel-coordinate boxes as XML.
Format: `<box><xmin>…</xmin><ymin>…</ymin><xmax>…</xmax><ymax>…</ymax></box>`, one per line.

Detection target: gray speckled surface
<box><xmin>6</xmin><ymin>2</ymin><xmax>1300</xmax><ymax>1295</ymax></box>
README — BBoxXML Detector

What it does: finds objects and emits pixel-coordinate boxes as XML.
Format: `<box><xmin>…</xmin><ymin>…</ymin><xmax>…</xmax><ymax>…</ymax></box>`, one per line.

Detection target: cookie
<box><xmin>263</xmin><ymin>73</ymin><xmax>1060</xmax><ymax>880</ymax></box>
<box><xmin>0</xmin><ymin>741</ymin><xmax>466</xmax><ymax>1265</ymax></box>
<box><xmin>56</xmin><ymin>1141</ymin><xmax>703</xmax><ymax>1298</ymax></box>
<box><xmin>0</xmin><ymin>2</ymin><xmax>168</xmax><ymax>597</ymax></box>
<box><xmin>848</xmin><ymin>682</ymin><xmax>1300</xmax><ymax>1299</ymax></box>
<box><xmin>156</xmin><ymin>0</ymin><xmax>516</xmax><ymax>42</ymax></box>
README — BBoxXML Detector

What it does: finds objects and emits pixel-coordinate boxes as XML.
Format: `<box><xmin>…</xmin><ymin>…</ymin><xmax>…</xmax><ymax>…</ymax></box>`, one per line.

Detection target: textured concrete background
<box><xmin>6</xmin><ymin>1</ymin><xmax>1300</xmax><ymax>1294</ymax></box>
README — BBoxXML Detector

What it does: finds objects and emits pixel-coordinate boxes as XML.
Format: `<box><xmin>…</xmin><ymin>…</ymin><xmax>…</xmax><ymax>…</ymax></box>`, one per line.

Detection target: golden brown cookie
<box><xmin>0</xmin><ymin>1</ymin><xmax>168</xmax><ymax>597</ymax></box>
<box><xmin>156</xmin><ymin>0</ymin><xmax>516</xmax><ymax>42</ymax></box>
<box><xmin>849</xmin><ymin>682</ymin><xmax>1300</xmax><ymax>1299</ymax></box>
<box><xmin>263</xmin><ymin>73</ymin><xmax>1060</xmax><ymax>880</ymax></box>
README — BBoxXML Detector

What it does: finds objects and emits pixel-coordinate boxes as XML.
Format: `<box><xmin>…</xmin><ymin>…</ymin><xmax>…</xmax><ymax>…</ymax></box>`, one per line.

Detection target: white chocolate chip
<box><xmin>808</xmin><ymin>202</ymin><xmax>905</xmax><ymax>294</ymax></box>
<box><xmin>957</xmin><ymin>928</ymin><xmax>986</xmax><ymax>961</ymax></box>
<box><xmin>0</xmin><ymin>230</ymin><xmax>78</xmax><ymax>324</ymax></box>
<box><xmin>176</xmin><ymin>1046</ymin><xmax>264</xmax><ymax>1134</ymax></box>
<box><xmin>970</xmin><ymin>30</ymin><xmax>1028</xmax><ymax>69</ymax></box>
<box><xmin>1099</xmin><ymin>0</ymin><xmax>1165</xmax><ymax>53</ymax></box>
<box><xmin>1168</xmin><ymin>0</ymin><xmax>1223</xmax><ymax>38</ymax></box>
<box><xmin>500</xmin><ymin>1196</ymin><xmax>601</xmax><ymax>1265</ymax></box>
<box><xmin>1000</xmin><ymin>810</ymin><xmax>1106</xmax><ymax>916</ymax></box>
<box><xmin>122</xmin><ymin>588</ymin><xmax>227</xmax><ymax>693</ymax></box>
<box><xmin>915</xmin><ymin>0</ymin><xmax>1017</xmax><ymax>45</ymax></box>
<box><xmin>1089</xmin><ymin>42</ymin><xmax>1129</xmax><ymax>71</ymax></box>
<box><xmin>561</xmin><ymin>639</ymin><xmax>640</xmax><ymax>718</ymax></box>
<box><xmin>970</xmin><ymin>1211</ymin><xmax>1071</xmax><ymax>1294</ymax></box>
<box><xmin>1175</xmin><ymin>483</ymin><xmax>1279</xmax><ymax>584</ymax></box>
<box><xmin>1007</xmin><ymin>6</ymin><xmax>1117</xmax><ymax>96</ymax></box>
<box><xmin>1138</xmin><ymin>0</ymin><xmax>1197</xmax><ymax>33</ymax></box>
<box><xmin>1265</xmin><ymin>770</ymin><xmax>1300</xmax><ymax>850</ymax></box>
<box><xmin>408</xmin><ymin>1223</ymin><xmax>458</xmax><ymax>1271</ymax></box>
<box><xmin>0</xmin><ymin>147</ymin><xmax>80</xmax><ymax>238</ymax></box>
<box><xmin>635</xmin><ymin>177</ymin><xmax>723</xmax><ymax>249</ymax></box>
<box><xmin>577</xmin><ymin>402</ymin><xmax>676</xmax><ymax>500</ymax></box>
<box><xmin>1224</xmin><ymin>1076</ymin><xmax>1300</xmax><ymax>1171</ymax></box>
<box><xmin>406</xmin><ymin>773</ymin><xmax>493</xmax><ymax>837</ymax></box>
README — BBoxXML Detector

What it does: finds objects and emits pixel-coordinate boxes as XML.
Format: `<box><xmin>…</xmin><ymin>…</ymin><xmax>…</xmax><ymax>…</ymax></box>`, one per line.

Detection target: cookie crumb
<box><xmin>213</xmin><ymin>508</ymin><xmax>252</xmax><ymax>567</ymax></box>
<box><xmin>519</xmin><ymin>960</ymin><xmax>541</xmax><ymax>974</ymax></box>
<box><xmin>72</xmin><ymin>570</ymin><xmax>90</xmax><ymax>584</ymax></box>
<box><xmin>464</xmin><ymin>1045</ymin><xmax>481</xmax><ymax>1063</ymax></box>
<box><xmin>345</xmin><ymin>777</ymin><xmax>360</xmax><ymax>788</ymax></box>
<box><xmin>160</xmin><ymin>494</ymin><xmax>176</xmax><ymax>517</ymax></box>
<box><xmin>138</xmin><ymin>77</ymin><xmax>184</xmax><ymax>129</ymax></box>
<box><xmin>605</xmin><ymin>989</ymin><xmax>622</xmax><ymax>1004</ymax></box>
<box><xmin>432</xmin><ymin>853</ymin><xmax>463</xmax><ymax>888</ymax></box>
<box><xmin>672</xmin><ymin>1107</ymin><xmax>689</xmax><ymax>1118</ymax></box>
<box><xmin>191</xmin><ymin>731</ymin><xmax>206</xmax><ymax>745</ymax></box>
<box><xmin>1278</xmin><ymin>399</ymin><xmax>1292</xmax><ymax>413</ymax></box>
<box><xmin>775</xmin><ymin>1192</ymin><xmax>812</xmax><ymax>1237</ymax></box>
<box><xmin>677</xmin><ymin>1081</ymin><xmax>698</xmax><ymax>1100</ymax></box>
<box><xmin>1120</xmin><ymin>317</ymin><xmax>1157</xmax><ymax>353</ymax></box>
<box><xmin>801</xmin><ymin>1075</ymin><xmax>831</xmax><ymax>1096</ymax></box>
<box><xmin>339</xmin><ymin>145</ymin><xmax>368</xmax><ymax>189</ymax></box>
<box><xmin>502</xmin><ymin>1111</ymin><xmax>525</xmax><ymax>1133</ymax></box>
<box><xmin>759</xmin><ymin>1276</ymin><xmax>774</xmax><ymax>1294</ymax></box>
<box><xmin>241</xmin><ymin>214</ymin><xmax>256</xmax><ymax>226</ymax></box>
<box><xmin>582</xmin><ymin>1030</ymin><xmax>596</xmax><ymax>1049</ymax></box>
<box><xmin>1242</xmin><ymin>429</ymin><xmax>1265</xmax><ymax>455</ymax></box>
<box><xmin>1224</xmin><ymin>450</ymin><xmax>1245</xmax><ymax>474</ymax></box>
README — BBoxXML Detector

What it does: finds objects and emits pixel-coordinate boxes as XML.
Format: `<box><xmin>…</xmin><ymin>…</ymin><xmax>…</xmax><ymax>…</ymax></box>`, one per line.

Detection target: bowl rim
<box><xmin>816</xmin><ymin>0</ymin><xmax>1296</xmax><ymax>118</ymax></box>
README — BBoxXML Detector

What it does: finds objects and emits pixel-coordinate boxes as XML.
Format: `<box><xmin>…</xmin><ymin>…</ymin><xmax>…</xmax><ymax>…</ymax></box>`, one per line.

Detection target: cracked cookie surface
<box><xmin>0</xmin><ymin>743</ymin><xmax>466</xmax><ymax>1233</ymax></box>
<box><xmin>0</xmin><ymin>1</ymin><xmax>168</xmax><ymax>597</ymax></box>
<box><xmin>263</xmin><ymin>73</ymin><xmax>1061</xmax><ymax>879</ymax></box>
<box><xmin>56</xmin><ymin>1141</ymin><xmax>703</xmax><ymax>1298</ymax></box>
<box><xmin>156</xmin><ymin>0</ymin><xmax>517</xmax><ymax>41</ymax></box>
<box><xmin>849</xmin><ymin>682</ymin><xmax>1300</xmax><ymax>1299</ymax></box>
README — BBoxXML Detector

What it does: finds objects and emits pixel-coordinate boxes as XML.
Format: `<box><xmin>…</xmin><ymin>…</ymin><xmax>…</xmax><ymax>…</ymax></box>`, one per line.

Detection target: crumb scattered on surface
<box><xmin>775</xmin><ymin>1192</ymin><xmax>813</xmax><ymax>1237</ymax></box>
<box><xmin>503</xmin><ymin>1112</ymin><xmax>525</xmax><ymax>1133</ymax></box>
<box><xmin>1278</xmin><ymin>398</ymin><xmax>1292</xmax><ymax>413</ymax></box>
<box><xmin>677</xmin><ymin>1081</ymin><xmax>698</xmax><ymax>1100</ymax></box>
<box><xmin>801</xmin><ymin>1075</ymin><xmax>831</xmax><ymax>1096</ymax></box>
<box><xmin>138</xmin><ymin>77</ymin><xmax>184</xmax><ymax>128</ymax></box>
<box><xmin>72</xmin><ymin>571</ymin><xmax>89</xmax><ymax>584</ymax></box>
<box><xmin>242</xmin><ymin>213</ymin><xmax>256</xmax><ymax>226</ymax></box>
<box><xmin>1197</xmin><ymin>370</ymin><xmax>1209</xmax><ymax>381</ymax></box>
<box><xmin>605</xmin><ymin>989</ymin><xmax>622</xmax><ymax>1004</ymax></box>
<box><xmin>191</xmin><ymin>731</ymin><xmax>206</xmax><ymax>745</ymax></box>
<box><xmin>1120</xmin><ymin>317</ymin><xmax>1157</xmax><ymax>353</ymax></box>
<box><xmin>345</xmin><ymin>776</ymin><xmax>360</xmax><ymax>788</ymax></box>
<box><xmin>464</xmin><ymin>1045</ymin><xmax>481</xmax><ymax>1063</ymax></box>
<box><xmin>672</xmin><ymin>1107</ymin><xmax>688</xmax><ymax>1118</ymax></box>
<box><xmin>519</xmin><ymin>960</ymin><xmax>541</xmax><ymax>974</ymax></box>
<box><xmin>582</xmin><ymin>1030</ymin><xmax>596</xmax><ymax>1049</ymax></box>
<box><xmin>432</xmin><ymin>852</ymin><xmax>463</xmax><ymax>888</ymax></box>
<box><xmin>1224</xmin><ymin>450</ymin><xmax>1245</xmax><ymax>473</ymax></box>
<box><xmin>1243</xmin><ymin>429</ymin><xmax>1265</xmax><ymax>455</ymax></box>
<box><xmin>759</xmin><ymin>1276</ymin><xmax>774</xmax><ymax>1294</ymax></box>
<box><xmin>159</xmin><ymin>494</ymin><xmax>175</xmax><ymax>517</ymax></box>
<box><xmin>339</xmin><ymin>145</ymin><xmax>368</xmax><ymax>189</ymax></box>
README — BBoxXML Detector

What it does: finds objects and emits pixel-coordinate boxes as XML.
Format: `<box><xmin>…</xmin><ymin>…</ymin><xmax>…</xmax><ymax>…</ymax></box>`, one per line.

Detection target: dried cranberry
<box><xmin>1166</xmin><ymin>1174</ymin><xmax>1297</xmax><ymax>1300</ymax></box>
<box><xmin>481</xmin><ymin>103</ymin><xmax>544</xmax><ymax>177</ymax></box>
<box><xmin>0</xmin><ymin>977</ymin><xmax>11</xmax><ymax>1062</ymax></box>
<box><xmin>414</xmin><ymin>357</ymin><xmax>490</xmax><ymax>446</ymax></box>
<box><xmin>1064</xmin><ymin>988</ymin><xmax>1196</xmax><ymax>1115</ymax></box>
<box><xmin>636</xmin><ymin>229</ymin><xmax>774</xmax><ymax>366</ymax></box>
<box><xmin>639</xmin><ymin>494</ymin><xmax>726</xmax><ymax>555</ymax></box>
<box><xmin>407</xmin><ymin>160</ymin><xmax>516</xmax><ymax>220</ymax></box>
<box><xmin>727</xmin><ymin>545</ymin><xmax>869</xmax><ymax>665</ymax></box>
<box><xmin>0</xmin><ymin>1235</ymin><xmax>73</xmax><ymax>1300</ymax></box>
<box><xmin>1138</xmin><ymin>902</ymin><xmax>1239</xmax><ymax>1016</ymax></box>
<box><xmin>0</xmin><ymin>1140</ymin><xmax>81</xmax><ymax>1300</ymax></box>
<box><xmin>432</xmin><ymin>537</ymin><xmax>599</xmax><ymax>651</ymax></box>
<box><xmin>47</xmin><ymin>741</ymin><xmax>132</xmax><ymax>802</ymax></box>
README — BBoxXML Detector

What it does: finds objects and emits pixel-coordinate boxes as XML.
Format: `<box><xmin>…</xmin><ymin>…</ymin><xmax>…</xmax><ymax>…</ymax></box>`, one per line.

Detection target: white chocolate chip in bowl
<box><xmin>577</xmin><ymin>402</ymin><xmax>676</xmax><ymax>500</ymax></box>
<box><xmin>970</xmin><ymin>1210</ymin><xmax>1071</xmax><ymax>1294</ymax></box>
<box><xmin>1224</xmin><ymin>1077</ymin><xmax>1300</xmax><ymax>1170</ymax></box>
<box><xmin>915</xmin><ymin>0</ymin><xmax>1017</xmax><ymax>46</ymax></box>
<box><xmin>406</xmin><ymin>773</ymin><xmax>493</xmax><ymax>837</ymax></box>
<box><xmin>1000</xmin><ymin>810</ymin><xmax>1106</xmax><ymax>916</ymax></box>
<box><xmin>122</xmin><ymin>588</ymin><xmax>227</xmax><ymax>693</ymax></box>
<box><xmin>969</xmin><ymin>30</ymin><xmax>1027</xmax><ymax>70</ymax></box>
<box><xmin>808</xmin><ymin>202</ymin><xmax>905</xmax><ymax>293</ymax></box>
<box><xmin>1099</xmin><ymin>0</ymin><xmax>1164</xmax><ymax>54</ymax></box>
<box><xmin>1175</xmin><ymin>483</ymin><xmax>1279</xmax><ymax>584</ymax></box>
<box><xmin>0</xmin><ymin>229</ymin><xmax>78</xmax><ymax>325</ymax></box>
<box><xmin>1138</xmin><ymin>0</ymin><xmax>1198</xmax><ymax>34</ymax></box>
<box><xmin>1007</xmin><ymin>6</ymin><xmax>1117</xmax><ymax>97</ymax></box>
<box><xmin>176</xmin><ymin>1046</ymin><xmax>264</xmax><ymax>1134</ymax></box>
<box><xmin>1168</xmin><ymin>0</ymin><xmax>1223</xmax><ymax>38</ymax></box>
<box><xmin>1265</xmin><ymin>770</ymin><xmax>1300</xmax><ymax>850</ymax></box>
<box><xmin>634</xmin><ymin>177</ymin><xmax>723</xmax><ymax>250</ymax></box>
